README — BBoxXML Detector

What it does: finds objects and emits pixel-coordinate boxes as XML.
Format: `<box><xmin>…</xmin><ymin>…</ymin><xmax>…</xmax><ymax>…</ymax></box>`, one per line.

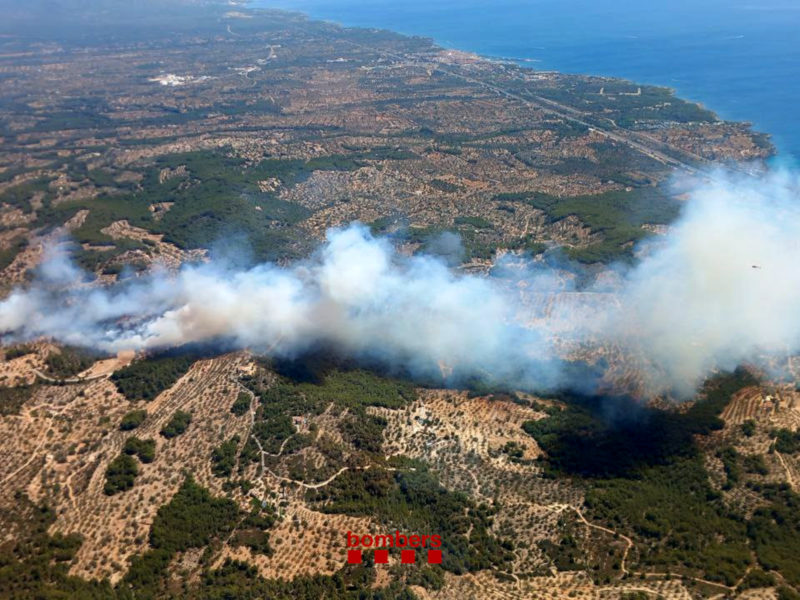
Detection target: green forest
<box><xmin>112</xmin><ymin>350</ymin><xmax>200</xmax><ymax>401</ymax></box>
<box><xmin>524</xmin><ymin>369</ymin><xmax>800</xmax><ymax>587</ymax></box>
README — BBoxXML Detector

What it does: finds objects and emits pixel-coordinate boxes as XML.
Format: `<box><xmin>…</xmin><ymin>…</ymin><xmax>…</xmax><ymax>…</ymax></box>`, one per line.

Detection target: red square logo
<box><xmin>427</xmin><ymin>549</ymin><xmax>442</xmax><ymax>564</ymax></box>
<box><xmin>401</xmin><ymin>549</ymin><xmax>416</xmax><ymax>564</ymax></box>
<box><xmin>347</xmin><ymin>549</ymin><xmax>362</xmax><ymax>564</ymax></box>
<box><xmin>374</xmin><ymin>549</ymin><xmax>389</xmax><ymax>563</ymax></box>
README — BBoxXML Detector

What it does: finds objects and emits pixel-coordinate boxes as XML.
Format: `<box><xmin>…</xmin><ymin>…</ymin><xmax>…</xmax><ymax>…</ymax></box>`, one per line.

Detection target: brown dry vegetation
<box><xmin>1</xmin><ymin>345</ymin><xmax>798</xmax><ymax>599</ymax></box>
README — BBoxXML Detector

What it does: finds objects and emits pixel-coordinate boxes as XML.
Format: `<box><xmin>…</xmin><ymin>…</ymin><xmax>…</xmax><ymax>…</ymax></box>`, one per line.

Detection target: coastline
<box><xmin>243</xmin><ymin>1</ymin><xmax>774</xmax><ymax>166</ymax></box>
<box><xmin>246</xmin><ymin>0</ymin><xmax>779</xmax><ymax>162</ymax></box>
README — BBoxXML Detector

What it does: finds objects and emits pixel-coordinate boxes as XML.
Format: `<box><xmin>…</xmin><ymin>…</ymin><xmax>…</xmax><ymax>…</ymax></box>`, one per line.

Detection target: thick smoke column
<box><xmin>2</xmin><ymin>169</ymin><xmax>800</xmax><ymax>395</ymax></box>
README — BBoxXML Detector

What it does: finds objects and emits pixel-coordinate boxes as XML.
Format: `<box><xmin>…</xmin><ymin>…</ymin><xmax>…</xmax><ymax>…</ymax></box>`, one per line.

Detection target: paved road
<box><xmin>343</xmin><ymin>39</ymin><xmax>763</xmax><ymax>180</ymax></box>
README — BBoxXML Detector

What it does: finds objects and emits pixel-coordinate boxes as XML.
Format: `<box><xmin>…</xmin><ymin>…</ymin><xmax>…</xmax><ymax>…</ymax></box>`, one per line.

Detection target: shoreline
<box><xmin>245</xmin><ymin>1</ymin><xmax>777</xmax><ymax>160</ymax></box>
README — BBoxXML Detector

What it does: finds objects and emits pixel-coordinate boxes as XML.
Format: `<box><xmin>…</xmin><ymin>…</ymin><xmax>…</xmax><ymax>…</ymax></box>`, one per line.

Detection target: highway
<box><xmin>342</xmin><ymin>39</ymin><xmax>761</xmax><ymax>178</ymax></box>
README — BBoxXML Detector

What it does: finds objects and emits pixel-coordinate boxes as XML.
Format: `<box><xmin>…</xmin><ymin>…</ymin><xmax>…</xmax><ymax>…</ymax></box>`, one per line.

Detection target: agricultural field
<box><xmin>2</xmin><ymin>342</ymin><xmax>799</xmax><ymax>599</ymax></box>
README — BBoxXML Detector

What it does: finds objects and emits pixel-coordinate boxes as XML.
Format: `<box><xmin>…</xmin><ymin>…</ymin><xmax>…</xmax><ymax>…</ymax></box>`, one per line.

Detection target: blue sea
<box><xmin>255</xmin><ymin>0</ymin><xmax>800</xmax><ymax>164</ymax></box>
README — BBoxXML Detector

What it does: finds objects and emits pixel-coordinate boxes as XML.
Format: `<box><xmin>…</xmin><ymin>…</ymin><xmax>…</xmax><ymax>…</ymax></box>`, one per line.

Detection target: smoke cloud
<box><xmin>2</xmin><ymin>168</ymin><xmax>799</xmax><ymax>397</ymax></box>
<box><xmin>610</xmin><ymin>169</ymin><xmax>800</xmax><ymax>395</ymax></box>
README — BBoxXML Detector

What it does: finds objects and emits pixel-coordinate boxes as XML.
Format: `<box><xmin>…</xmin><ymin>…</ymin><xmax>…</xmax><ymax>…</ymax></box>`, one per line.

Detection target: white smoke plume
<box><xmin>0</xmin><ymin>223</ymin><xmax>560</xmax><ymax>388</ymax></box>
<box><xmin>2</xmin><ymin>168</ymin><xmax>800</xmax><ymax>396</ymax></box>
<box><xmin>610</xmin><ymin>168</ymin><xmax>800</xmax><ymax>395</ymax></box>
